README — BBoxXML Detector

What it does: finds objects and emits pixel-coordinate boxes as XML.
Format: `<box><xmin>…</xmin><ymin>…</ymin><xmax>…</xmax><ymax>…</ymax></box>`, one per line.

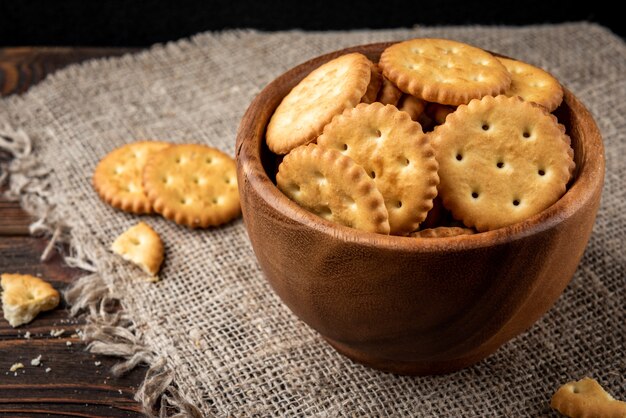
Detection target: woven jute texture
<box><xmin>1</xmin><ymin>23</ymin><xmax>624</xmax><ymax>417</ymax></box>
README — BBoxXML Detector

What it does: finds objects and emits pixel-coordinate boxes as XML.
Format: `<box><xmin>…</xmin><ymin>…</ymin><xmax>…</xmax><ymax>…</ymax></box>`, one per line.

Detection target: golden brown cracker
<box><xmin>379</xmin><ymin>38</ymin><xmax>511</xmax><ymax>106</ymax></box>
<box><xmin>276</xmin><ymin>143</ymin><xmax>390</xmax><ymax>234</ymax></box>
<box><xmin>93</xmin><ymin>140</ymin><xmax>171</xmax><ymax>214</ymax></box>
<box><xmin>497</xmin><ymin>56</ymin><xmax>563</xmax><ymax>112</ymax></box>
<box><xmin>361</xmin><ymin>60</ymin><xmax>382</xmax><ymax>104</ymax></box>
<box><xmin>111</xmin><ymin>221</ymin><xmax>164</xmax><ymax>278</ymax></box>
<box><xmin>398</xmin><ymin>95</ymin><xmax>426</xmax><ymax>121</ymax></box>
<box><xmin>317</xmin><ymin>102</ymin><xmax>439</xmax><ymax>235</ymax></box>
<box><xmin>430</xmin><ymin>95</ymin><xmax>574</xmax><ymax>231</ymax></box>
<box><xmin>551</xmin><ymin>377</ymin><xmax>626</xmax><ymax>418</ymax></box>
<box><xmin>266</xmin><ymin>53</ymin><xmax>372</xmax><ymax>155</ymax></box>
<box><xmin>1</xmin><ymin>273</ymin><xmax>60</xmax><ymax>327</ymax></box>
<box><xmin>143</xmin><ymin>144</ymin><xmax>240</xmax><ymax>228</ymax></box>
<box><xmin>376</xmin><ymin>73</ymin><xmax>403</xmax><ymax>106</ymax></box>
<box><xmin>409</xmin><ymin>226</ymin><xmax>475</xmax><ymax>238</ymax></box>
<box><xmin>425</xmin><ymin>102</ymin><xmax>456</xmax><ymax>125</ymax></box>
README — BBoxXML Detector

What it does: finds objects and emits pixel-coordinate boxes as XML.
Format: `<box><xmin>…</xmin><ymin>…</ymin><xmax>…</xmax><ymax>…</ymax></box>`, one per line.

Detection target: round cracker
<box><xmin>317</xmin><ymin>102</ymin><xmax>439</xmax><ymax>235</ymax></box>
<box><xmin>497</xmin><ymin>56</ymin><xmax>564</xmax><ymax>112</ymax></box>
<box><xmin>276</xmin><ymin>143</ymin><xmax>390</xmax><ymax>234</ymax></box>
<box><xmin>142</xmin><ymin>144</ymin><xmax>240</xmax><ymax>228</ymax></box>
<box><xmin>93</xmin><ymin>140</ymin><xmax>171</xmax><ymax>214</ymax></box>
<box><xmin>266</xmin><ymin>52</ymin><xmax>372</xmax><ymax>155</ymax></box>
<box><xmin>379</xmin><ymin>38</ymin><xmax>511</xmax><ymax>106</ymax></box>
<box><xmin>430</xmin><ymin>95</ymin><xmax>575</xmax><ymax>232</ymax></box>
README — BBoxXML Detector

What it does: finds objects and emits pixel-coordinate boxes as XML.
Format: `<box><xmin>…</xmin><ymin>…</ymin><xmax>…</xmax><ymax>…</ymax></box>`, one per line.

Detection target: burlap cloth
<box><xmin>0</xmin><ymin>22</ymin><xmax>624</xmax><ymax>417</ymax></box>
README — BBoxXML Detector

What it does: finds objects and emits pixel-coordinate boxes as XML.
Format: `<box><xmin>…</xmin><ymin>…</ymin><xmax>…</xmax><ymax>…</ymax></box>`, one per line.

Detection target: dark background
<box><xmin>0</xmin><ymin>0</ymin><xmax>623</xmax><ymax>46</ymax></box>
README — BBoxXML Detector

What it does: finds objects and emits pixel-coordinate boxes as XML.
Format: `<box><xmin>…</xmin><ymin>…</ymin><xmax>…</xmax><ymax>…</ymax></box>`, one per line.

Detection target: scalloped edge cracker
<box><xmin>317</xmin><ymin>102</ymin><xmax>439</xmax><ymax>235</ymax></box>
<box><xmin>93</xmin><ymin>140</ymin><xmax>171</xmax><ymax>214</ymax></box>
<box><xmin>379</xmin><ymin>38</ymin><xmax>511</xmax><ymax>105</ymax></box>
<box><xmin>276</xmin><ymin>143</ymin><xmax>390</xmax><ymax>234</ymax></box>
<box><xmin>143</xmin><ymin>144</ymin><xmax>240</xmax><ymax>228</ymax></box>
<box><xmin>430</xmin><ymin>95</ymin><xmax>574</xmax><ymax>231</ymax></box>
<box><xmin>266</xmin><ymin>52</ymin><xmax>372</xmax><ymax>155</ymax></box>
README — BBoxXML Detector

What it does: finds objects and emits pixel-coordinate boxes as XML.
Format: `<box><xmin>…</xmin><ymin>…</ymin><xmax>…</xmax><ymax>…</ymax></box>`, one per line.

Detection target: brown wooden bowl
<box><xmin>235</xmin><ymin>42</ymin><xmax>605</xmax><ymax>375</ymax></box>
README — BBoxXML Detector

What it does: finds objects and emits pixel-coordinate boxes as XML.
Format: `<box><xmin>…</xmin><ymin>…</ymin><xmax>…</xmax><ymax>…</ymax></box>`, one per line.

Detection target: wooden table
<box><xmin>0</xmin><ymin>47</ymin><xmax>147</xmax><ymax>417</ymax></box>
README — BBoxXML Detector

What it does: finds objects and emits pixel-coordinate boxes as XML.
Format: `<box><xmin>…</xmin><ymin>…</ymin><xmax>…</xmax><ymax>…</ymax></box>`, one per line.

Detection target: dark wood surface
<box><xmin>0</xmin><ymin>47</ymin><xmax>147</xmax><ymax>417</ymax></box>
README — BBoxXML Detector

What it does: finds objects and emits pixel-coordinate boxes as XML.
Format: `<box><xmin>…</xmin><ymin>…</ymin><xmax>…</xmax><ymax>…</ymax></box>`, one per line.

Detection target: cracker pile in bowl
<box><xmin>268</xmin><ymin>38</ymin><xmax>575</xmax><ymax>237</ymax></box>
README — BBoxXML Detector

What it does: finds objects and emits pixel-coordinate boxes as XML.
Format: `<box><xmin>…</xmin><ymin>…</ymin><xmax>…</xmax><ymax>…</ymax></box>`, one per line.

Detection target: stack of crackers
<box><xmin>268</xmin><ymin>38</ymin><xmax>575</xmax><ymax>237</ymax></box>
<box><xmin>92</xmin><ymin>141</ymin><xmax>240</xmax><ymax>279</ymax></box>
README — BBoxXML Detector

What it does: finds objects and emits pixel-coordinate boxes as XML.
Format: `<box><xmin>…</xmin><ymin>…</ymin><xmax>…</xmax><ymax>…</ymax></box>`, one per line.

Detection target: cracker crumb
<box><xmin>30</xmin><ymin>355</ymin><xmax>42</xmax><ymax>367</ymax></box>
<box><xmin>66</xmin><ymin>341</ymin><xmax>72</xmax><ymax>346</ymax></box>
<box><xmin>118</xmin><ymin>389</ymin><xmax>123</xmax><ymax>395</ymax></box>
<box><xmin>45</xmin><ymin>367</ymin><xmax>51</xmax><ymax>373</ymax></box>
<box><xmin>9</xmin><ymin>363</ymin><xmax>24</xmax><ymax>372</ymax></box>
<box><xmin>94</xmin><ymin>361</ymin><xmax>101</xmax><ymax>367</ymax></box>
<box><xmin>50</xmin><ymin>329</ymin><xmax>65</xmax><ymax>337</ymax></box>
<box><xmin>23</xmin><ymin>331</ymin><xmax>31</xmax><ymax>339</ymax></box>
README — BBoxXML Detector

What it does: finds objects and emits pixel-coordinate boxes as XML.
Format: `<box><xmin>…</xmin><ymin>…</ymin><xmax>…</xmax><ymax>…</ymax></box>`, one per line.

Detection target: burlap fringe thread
<box><xmin>0</xmin><ymin>123</ymin><xmax>203</xmax><ymax>418</ymax></box>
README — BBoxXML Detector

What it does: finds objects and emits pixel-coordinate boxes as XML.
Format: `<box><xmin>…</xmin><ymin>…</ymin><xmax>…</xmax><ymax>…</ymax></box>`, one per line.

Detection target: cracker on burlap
<box><xmin>361</xmin><ymin>60</ymin><xmax>382</xmax><ymax>104</ymax></box>
<box><xmin>398</xmin><ymin>94</ymin><xmax>426</xmax><ymax>121</ymax></box>
<box><xmin>379</xmin><ymin>38</ymin><xmax>511</xmax><ymax>106</ymax></box>
<box><xmin>551</xmin><ymin>377</ymin><xmax>626</xmax><ymax>418</ymax></box>
<box><xmin>93</xmin><ymin>140</ymin><xmax>171</xmax><ymax>214</ymax></box>
<box><xmin>317</xmin><ymin>102</ymin><xmax>439</xmax><ymax>235</ymax></box>
<box><xmin>111</xmin><ymin>222</ymin><xmax>164</xmax><ymax>280</ymax></box>
<box><xmin>409</xmin><ymin>226</ymin><xmax>475</xmax><ymax>238</ymax></box>
<box><xmin>266</xmin><ymin>53</ymin><xmax>372</xmax><ymax>155</ymax></box>
<box><xmin>497</xmin><ymin>56</ymin><xmax>564</xmax><ymax>112</ymax></box>
<box><xmin>429</xmin><ymin>95</ymin><xmax>574</xmax><ymax>232</ymax></box>
<box><xmin>1</xmin><ymin>273</ymin><xmax>60</xmax><ymax>327</ymax></box>
<box><xmin>276</xmin><ymin>143</ymin><xmax>390</xmax><ymax>234</ymax></box>
<box><xmin>142</xmin><ymin>144</ymin><xmax>240</xmax><ymax>228</ymax></box>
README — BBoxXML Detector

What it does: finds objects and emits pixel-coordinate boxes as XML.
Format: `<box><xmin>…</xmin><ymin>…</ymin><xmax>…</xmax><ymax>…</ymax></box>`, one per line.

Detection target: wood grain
<box><xmin>1</xmin><ymin>47</ymin><xmax>146</xmax><ymax>417</ymax></box>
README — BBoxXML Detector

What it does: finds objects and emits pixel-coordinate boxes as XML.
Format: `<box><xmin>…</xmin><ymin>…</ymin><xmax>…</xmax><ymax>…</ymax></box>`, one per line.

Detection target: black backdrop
<box><xmin>0</xmin><ymin>0</ymin><xmax>623</xmax><ymax>46</ymax></box>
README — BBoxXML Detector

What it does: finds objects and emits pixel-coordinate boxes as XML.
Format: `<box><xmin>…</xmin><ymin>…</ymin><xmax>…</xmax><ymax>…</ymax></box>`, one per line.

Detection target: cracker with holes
<box><xmin>551</xmin><ymin>377</ymin><xmax>626</xmax><ymax>418</ymax></box>
<box><xmin>93</xmin><ymin>140</ymin><xmax>171</xmax><ymax>214</ymax></box>
<box><xmin>497</xmin><ymin>57</ymin><xmax>564</xmax><ymax>112</ymax></box>
<box><xmin>111</xmin><ymin>222</ymin><xmax>164</xmax><ymax>280</ymax></box>
<box><xmin>317</xmin><ymin>103</ymin><xmax>439</xmax><ymax>235</ymax></box>
<box><xmin>266</xmin><ymin>52</ymin><xmax>373</xmax><ymax>155</ymax></box>
<box><xmin>276</xmin><ymin>143</ymin><xmax>390</xmax><ymax>234</ymax></box>
<box><xmin>409</xmin><ymin>226</ymin><xmax>475</xmax><ymax>238</ymax></box>
<box><xmin>430</xmin><ymin>95</ymin><xmax>574</xmax><ymax>232</ymax></box>
<box><xmin>1</xmin><ymin>273</ymin><xmax>60</xmax><ymax>327</ymax></box>
<box><xmin>379</xmin><ymin>38</ymin><xmax>511</xmax><ymax>106</ymax></box>
<box><xmin>142</xmin><ymin>144</ymin><xmax>240</xmax><ymax>228</ymax></box>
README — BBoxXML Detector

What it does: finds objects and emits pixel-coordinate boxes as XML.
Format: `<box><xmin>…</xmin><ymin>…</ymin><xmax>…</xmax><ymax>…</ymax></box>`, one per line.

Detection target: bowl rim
<box><xmin>236</xmin><ymin>41</ymin><xmax>605</xmax><ymax>253</ymax></box>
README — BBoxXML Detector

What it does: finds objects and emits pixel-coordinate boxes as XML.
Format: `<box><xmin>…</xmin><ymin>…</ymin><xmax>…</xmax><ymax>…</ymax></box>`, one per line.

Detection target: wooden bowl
<box><xmin>235</xmin><ymin>42</ymin><xmax>605</xmax><ymax>375</ymax></box>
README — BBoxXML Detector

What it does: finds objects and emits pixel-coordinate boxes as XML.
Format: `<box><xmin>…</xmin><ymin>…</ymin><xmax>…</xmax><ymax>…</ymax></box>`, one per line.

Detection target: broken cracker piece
<box><xmin>551</xmin><ymin>377</ymin><xmax>626</xmax><ymax>418</ymax></box>
<box><xmin>1</xmin><ymin>274</ymin><xmax>60</xmax><ymax>327</ymax></box>
<box><xmin>10</xmin><ymin>363</ymin><xmax>24</xmax><ymax>372</ymax></box>
<box><xmin>111</xmin><ymin>221</ymin><xmax>164</xmax><ymax>279</ymax></box>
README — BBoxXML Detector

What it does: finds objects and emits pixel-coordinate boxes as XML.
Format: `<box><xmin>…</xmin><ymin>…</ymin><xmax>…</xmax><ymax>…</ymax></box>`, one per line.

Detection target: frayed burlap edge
<box><xmin>0</xmin><ymin>122</ymin><xmax>203</xmax><ymax>418</ymax></box>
